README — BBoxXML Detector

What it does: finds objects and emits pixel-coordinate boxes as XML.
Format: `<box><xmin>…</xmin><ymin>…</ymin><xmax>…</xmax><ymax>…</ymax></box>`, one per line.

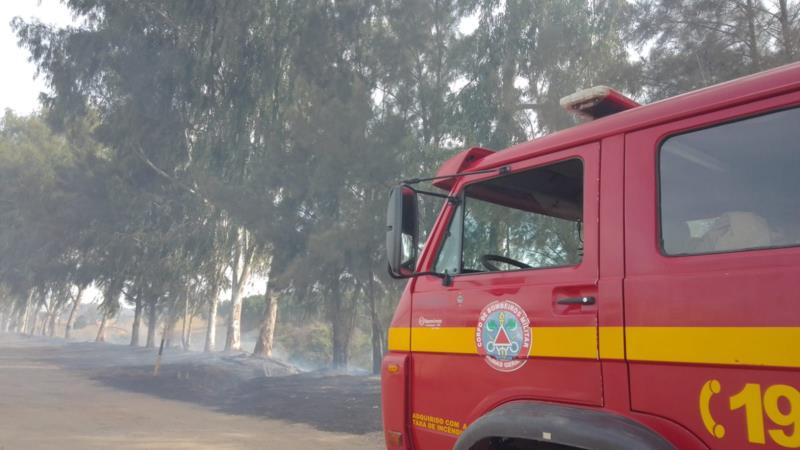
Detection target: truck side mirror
<box><xmin>386</xmin><ymin>185</ymin><xmax>419</xmax><ymax>277</ymax></box>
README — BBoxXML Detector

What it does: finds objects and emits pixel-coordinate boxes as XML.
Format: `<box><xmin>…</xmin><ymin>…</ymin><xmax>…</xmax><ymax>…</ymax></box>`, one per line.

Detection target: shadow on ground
<box><xmin>93</xmin><ymin>366</ymin><xmax>382</xmax><ymax>434</ymax></box>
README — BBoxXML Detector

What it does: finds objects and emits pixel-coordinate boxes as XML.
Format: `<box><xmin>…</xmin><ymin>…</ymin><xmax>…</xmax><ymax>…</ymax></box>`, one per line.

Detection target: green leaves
<box><xmin>3</xmin><ymin>0</ymin><xmax>797</xmax><ymax>363</ymax></box>
<box><xmin>631</xmin><ymin>0</ymin><xmax>798</xmax><ymax>101</ymax></box>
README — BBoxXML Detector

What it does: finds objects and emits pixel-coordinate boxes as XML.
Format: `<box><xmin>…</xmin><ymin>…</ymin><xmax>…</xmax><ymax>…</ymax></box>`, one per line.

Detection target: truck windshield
<box><xmin>434</xmin><ymin>159</ymin><xmax>583</xmax><ymax>274</ymax></box>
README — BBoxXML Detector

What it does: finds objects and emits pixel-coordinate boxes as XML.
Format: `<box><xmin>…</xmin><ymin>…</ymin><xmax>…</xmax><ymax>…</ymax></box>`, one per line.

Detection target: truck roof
<box><xmin>446</xmin><ymin>61</ymin><xmax>800</xmax><ymax>176</ymax></box>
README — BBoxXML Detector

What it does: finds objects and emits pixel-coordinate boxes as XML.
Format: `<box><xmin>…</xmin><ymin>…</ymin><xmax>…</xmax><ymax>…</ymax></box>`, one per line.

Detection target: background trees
<box><xmin>1</xmin><ymin>0</ymin><xmax>797</xmax><ymax>371</ymax></box>
<box><xmin>633</xmin><ymin>0</ymin><xmax>800</xmax><ymax>98</ymax></box>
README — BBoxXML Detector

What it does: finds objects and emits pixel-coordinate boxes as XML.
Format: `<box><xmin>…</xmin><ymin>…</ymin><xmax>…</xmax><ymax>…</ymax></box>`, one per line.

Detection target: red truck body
<box><xmin>382</xmin><ymin>62</ymin><xmax>800</xmax><ymax>450</ymax></box>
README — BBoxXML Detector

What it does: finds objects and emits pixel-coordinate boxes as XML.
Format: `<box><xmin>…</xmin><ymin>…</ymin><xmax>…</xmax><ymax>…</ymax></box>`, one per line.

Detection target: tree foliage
<box><xmin>1</xmin><ymin>0</ymin><xmax>797</xmax><ymax>368</ymax></box>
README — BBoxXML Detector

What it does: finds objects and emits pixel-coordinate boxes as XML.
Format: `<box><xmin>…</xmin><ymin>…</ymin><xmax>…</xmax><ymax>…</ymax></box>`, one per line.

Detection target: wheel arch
<box><xmin>454</xmin><ymin>401</ymin><xmax>676</xmax><ymax>450</ymax></box>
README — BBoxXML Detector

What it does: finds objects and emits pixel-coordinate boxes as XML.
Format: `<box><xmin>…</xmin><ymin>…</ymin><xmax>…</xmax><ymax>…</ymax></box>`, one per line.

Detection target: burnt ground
<box><xmin>0</xmin><ymin>333</ymin><xmax>383</xmax><ymax>449</ymax></box>
<box><xmin>93</xmin><ymin>364</ymin><xmax>383</xmax><ymax>434</ymax></box>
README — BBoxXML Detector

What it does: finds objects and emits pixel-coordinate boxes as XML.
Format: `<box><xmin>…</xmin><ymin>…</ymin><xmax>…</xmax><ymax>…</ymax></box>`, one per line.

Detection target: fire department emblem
<box><xmin>475</xmin><ymin>300</ymin><xmax>531</xmax><ymax>372</ymax></box>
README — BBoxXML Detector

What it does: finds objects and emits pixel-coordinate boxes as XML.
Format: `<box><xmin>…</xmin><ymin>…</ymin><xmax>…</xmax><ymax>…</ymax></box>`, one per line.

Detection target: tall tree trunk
<box><xmin>8</xmin><ymin>305</ymin><xmax>18</xmax><ymax>332</ymax></box>
<box><xmin>64</xmin><ymin>286</ymin><xmax>84</xmax><ymax>339</ymax></box>
<box><xmin>47</xmin><ymin>311</ymin><xmax>58</xmax><ymax>337</ymax></box>
<box><xmin>331</xmin><ymin>309</ymin><xmax>350</xmax><ymax>369</ymax></box>
<box><xmin>26</xmin><ymin>312</ymin><xmax>35</xmax><ymax>335</ymax></box>
<box><xmin>5</xmin><ymin>303</ymin><xmax>17</xmax><ymax>332</ymax></box>
<box><xmin>95</xmin><ymin>311</ymin><xmax>108</xmax><ymax>342</ymax></box>
<box><xmin>225</xmin><ymin>228</ymin><xmax>254</xmax><ymax>352</ymax></box>
<box><xmin>330</xmin><ymin>280</ymin><xmax>354</xmax><ymax>369</ymax></box>
<box><xmin>497</xmin><ymin>51</ymin><xmax>518</xmax><ymax>146</ymax></box>
<box><xmin>367</xmin><ymin>272</ymin><xmax>384</xmax><ymax>375</ymax></box>
<box><xmin>8</xmin><ymin>308</ymin><xmax>17</xmax><ymax>332</ymax></box>
<box><xmin>13</xmin><ymin>298</ymin><xmax>26</xmax><ymax>333</ymax></box>
<box><xmin>165</xmin><ymin>308</ymin><xmax>179</xmax><ymax>348</ymax></box>
<box><xmin>11</xmin><ymin>300</ymin><xmax>23</xmax><ymax>333</ymax></box>
<box><xmin>96</xmin><ymin>280</ymin><xmax>121</xmax><ymax>343</ymax></box>
<box><xmin>253</xmin><ymin>289</ymin><xmax>279</xmax><ymax>357</ymax></box>
<box><xmin>130</xmin><ymin>296</ymin><xmax>142</xmax><ymax>346</ymax></box>
<box><xmin>225</xmin><ymin>232</ymin><xmax>243</xmax><ymax>352</ymax></box>
<box><xmin>225</xmin><ymin>285</ymin><xmax>244</xmax><ymax>351</ymax></box>
<box><xmin>28</xmin><ymin>303</ymin><xmax>40</xmax><ymax>336</ymax></box>
<box><xmin>185</xmin><ymin>312</ymin><xmax>195</xmax><ymax>350</ymax></box>
<box><xmin>0</xmin><ymin>301</ymin><xmax>7</xmax><ymax>333</ymax></box>
<box><xmin>181</xmin><ymin>290</ymin><xmax>190</xmax><ymax>350</ymax></box>
<box><xmin>7</xmin><ymin>307</ymin><xmax>15</xmax><ymax>332</ymax></box>
<box><xmin>40</xmin><ymin>311</ymin><xmax>49</xmax><ymax>336</ymax></box>
<box><xmin>204</xmin><ymin>280</ymin><xmax>220</xmax><ymax>352</ymax></box>
<box><xmin>745</xmin><ymin>0</ymin><xmax>761</xmax><ymax>71</ymax></box>
<box><xmin>778</xmin><ymin>0</ymin><xmax>796</xmax><ymax>61</ymax></box>
<box><xmin>146</xmin><ymin>300</ymin><xmax>157</xmax><ymax>348</ymax></box>
<box><xmin>6</xmin><ymin>308</ymin><xmax>15</xmax><ymax>332</ymax></box>
<box><xmin>20</xmin><ymin>290</ymin><xmax>33</xmax><ymax>334</ymax></box>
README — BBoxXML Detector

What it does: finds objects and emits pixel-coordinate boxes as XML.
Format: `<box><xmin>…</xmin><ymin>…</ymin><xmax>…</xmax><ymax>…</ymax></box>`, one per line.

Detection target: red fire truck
<box><xmin>383</xmin><ymin>62</ymin><xmax>800</xmax><ymax>450</ymax></box>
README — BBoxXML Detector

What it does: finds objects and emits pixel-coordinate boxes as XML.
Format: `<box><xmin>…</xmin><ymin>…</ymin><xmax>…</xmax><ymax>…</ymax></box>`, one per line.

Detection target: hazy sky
<box><xmin>0</xmin><ymin>0</ymin><xmax>74</xmax><ymax>115</ymax></box>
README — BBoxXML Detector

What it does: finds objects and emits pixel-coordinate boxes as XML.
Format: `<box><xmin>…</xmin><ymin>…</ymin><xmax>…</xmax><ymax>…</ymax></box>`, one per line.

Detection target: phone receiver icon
<box><xmin>700</xmin><ymin>379</ymin><xmax>726</xmax><ymax>439</ymax></box>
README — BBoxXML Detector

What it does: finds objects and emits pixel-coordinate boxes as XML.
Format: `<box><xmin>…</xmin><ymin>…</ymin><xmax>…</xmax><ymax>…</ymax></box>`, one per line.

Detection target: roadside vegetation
<box><xmin>0</xmin><ymin>0</ymin><xmax>797</xmax><ymax>372</ymax></box>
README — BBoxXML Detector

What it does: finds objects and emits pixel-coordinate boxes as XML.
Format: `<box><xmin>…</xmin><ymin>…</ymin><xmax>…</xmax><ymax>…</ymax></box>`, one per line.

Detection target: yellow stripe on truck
<box><xmin>387</xmin><ymin>327</ymin><xmax>411</xmax><ymax>352</ymax></box>
<box><xmin>410</xmin><ymin>327</ymin><xmax>476</xmax><ymax>354</ymax></box>
<box><xmin>388</xmin><ymin>326</ymin><xmax>599</xmax><ymax>359</ymax></box>
<box><xmin>625</xmin><ymin>326</ymin><xmax>800</xmax><ymax>368</ymax></box>
<box><xmin>530</xmin><ymin>326</ymin><xmax>598</xmax><ymax>359</ymax></box>
<box><xmin>387</xmin><ymin>325</ymin><xmax>800</xmax><ymax>368</ymax></box>
<box><xmin>599</xmin><ymin>326</ymin><xmax>625</xmax><ymax>360</ymax></box>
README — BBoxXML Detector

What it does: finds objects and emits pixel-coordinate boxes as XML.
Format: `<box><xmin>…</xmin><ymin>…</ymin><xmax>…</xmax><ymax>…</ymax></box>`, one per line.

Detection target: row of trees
<box><xmin>0</xmin><ymin>0</ymin><xmax>797</xmax><ymax>370</ymax></box>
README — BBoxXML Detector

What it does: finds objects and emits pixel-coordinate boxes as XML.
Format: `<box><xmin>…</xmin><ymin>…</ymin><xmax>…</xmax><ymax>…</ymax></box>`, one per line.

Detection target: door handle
<box><xmin>557</xmin><ymin>296</ymin><xmax>596</xmax><ymax>305</ymax></box>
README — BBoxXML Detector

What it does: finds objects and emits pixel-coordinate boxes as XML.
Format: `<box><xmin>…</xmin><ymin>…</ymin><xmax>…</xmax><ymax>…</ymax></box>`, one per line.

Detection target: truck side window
<box><xmin>434</xmin><ymin>159</ymin><xmax>584</xmax><ymax>274</ymax></box>
<box><xmin>660</xmin><ymin>107</ymin><xmax>800</xmax><ymax>256</ymax></box>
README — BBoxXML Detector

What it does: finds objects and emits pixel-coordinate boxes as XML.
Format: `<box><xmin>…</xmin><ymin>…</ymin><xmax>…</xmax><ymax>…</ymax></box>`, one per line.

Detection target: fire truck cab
<box><xmin>383</xmin><ymin>62</ymin><xmax>800</xmax><ymax>450</ymax></box>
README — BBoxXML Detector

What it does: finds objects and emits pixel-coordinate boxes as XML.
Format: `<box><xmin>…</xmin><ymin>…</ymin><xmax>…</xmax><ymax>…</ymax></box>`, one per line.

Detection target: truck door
<box><xmin>409</xmin><ymin>143</ymin><xmax>601</xmax><ymax>449</ymax></box>
<box><xmin>625</xmin><ymin>96</ymin><xmax>800</xmax><ymax>449</ymax></box>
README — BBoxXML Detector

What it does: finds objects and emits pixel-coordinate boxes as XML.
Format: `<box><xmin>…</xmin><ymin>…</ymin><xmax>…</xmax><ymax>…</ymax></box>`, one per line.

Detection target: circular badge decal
<box><xmin>475</xmin><ymin>300</ymin><xmax>531</xmax><ymax>372</ymax></box>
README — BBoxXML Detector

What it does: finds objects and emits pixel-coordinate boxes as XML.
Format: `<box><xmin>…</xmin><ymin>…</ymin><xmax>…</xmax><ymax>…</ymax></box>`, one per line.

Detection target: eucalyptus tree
<box><xmin>63</xmin><ymin>262</ymin><xmax>94</xmax><ymax>339</ymax></box>
<box><xmin>453</xmin><ymin>0</ymin><xmax>641</xmax><ymax>140</ymax></box>
<box><xmin>0</xmin><ymin>285</ymin><xmax>27</xmax><ymax>333</ymax></box>
<box><xmin>773</xmin><ymin>0</ymin><xmax>800</xmax><ymax>62</ymax></box>
<box><xmin>122</xmin><ymin>279</ymin><xmax>143</xmax><ymax>346</ymax></box>
<box><xmin>360</xmin><ymin>0</ymin><xmax>466</xmax><ymax>370</ymax></box>
<box><xmin>633</xmin><ymin>0</ymin><xmax>799</xmax><ymax>100</ymax></box>
<box><xmin>223</xmin><ymin>227</ymin><xmax>257</xmax><ymax>351</ymax></box>
<box><xmin>0</xmin><ymin>286</ymin><xmax>12</xmax><ymax>332</ymax></box>
<box><xmin>0</xmin><ymin>111</ymin><xmax>100</xmax><ymax>334</ymax></box>
<box><xmin>265</xmin><ymin>0</ymin><xmax>386</xmax><ymax>368</ymax></box>
<box><xmin>8</xmin><ymin>0</ymin><xmax>668</xmax><ymax>371</ymax></box>
<box><xmin>15</xmin><ymin>1</ymin><xmax>287</xmax><ymax>348</ymax></box>
<box><xmin>202</xmin><ymin>215</ymin><xmax>230</xmax><ymax>352</ymax></box>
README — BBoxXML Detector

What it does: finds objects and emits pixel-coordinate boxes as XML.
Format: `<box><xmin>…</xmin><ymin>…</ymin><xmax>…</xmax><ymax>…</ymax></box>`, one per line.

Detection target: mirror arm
<box><xmin>404</xmin><ymin>185</ymin><xmax>458</xmax><ymax>204</ymax></box>
<box><xmin>401</xmin><ymin>166</ymin><xmax>508</xmax><ymax>185</ymax></box>
<box><xmin>413</xmin><ymin>271</ymin><xmax>452</xmax><ymax>286</ymax></box>
<box><xmin>386</xmin><ymin>265</ymin><xmax>454</xmax><ymax>287</ymax></box>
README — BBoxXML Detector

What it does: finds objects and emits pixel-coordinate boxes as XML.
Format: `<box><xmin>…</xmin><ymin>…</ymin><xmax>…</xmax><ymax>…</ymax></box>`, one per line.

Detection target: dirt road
<box><xmin>0</xmin><ymin>335</ymin><xmax>384</xmax><ymax>450</ymax></box>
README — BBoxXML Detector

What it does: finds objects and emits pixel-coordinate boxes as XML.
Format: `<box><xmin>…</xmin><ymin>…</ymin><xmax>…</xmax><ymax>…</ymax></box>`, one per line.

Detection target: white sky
<box><xmin>0</xmin><ymin>0</ymin><xmax>74</xmax><ymax>115</ymax></box>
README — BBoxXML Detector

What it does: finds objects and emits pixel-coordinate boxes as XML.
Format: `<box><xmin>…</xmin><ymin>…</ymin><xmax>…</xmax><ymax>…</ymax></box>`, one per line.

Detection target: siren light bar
<box><xmin>560</xmin><ymin>86</ymin><xmax>640</xmax><ymax>120</ymax></box>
